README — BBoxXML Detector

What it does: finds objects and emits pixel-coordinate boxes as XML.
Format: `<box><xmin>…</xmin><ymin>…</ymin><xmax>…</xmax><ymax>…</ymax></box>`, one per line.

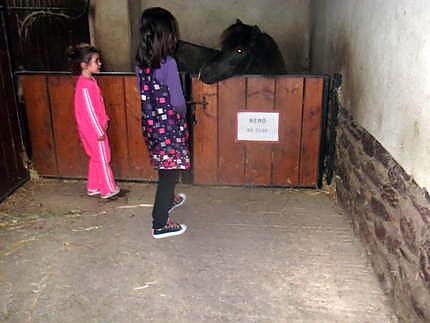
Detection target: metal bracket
<box><xmin>187</xmin><ymin>95</ymin><xmax>208</xmax><ymax>109</ymax></box>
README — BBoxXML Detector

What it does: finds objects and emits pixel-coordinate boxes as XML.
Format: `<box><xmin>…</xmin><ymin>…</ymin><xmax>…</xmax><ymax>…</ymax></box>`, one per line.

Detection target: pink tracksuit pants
<box><xmin>80</xmin><ymin>133</ymin><xmax>117</xmax><ymax>195</ymax></box>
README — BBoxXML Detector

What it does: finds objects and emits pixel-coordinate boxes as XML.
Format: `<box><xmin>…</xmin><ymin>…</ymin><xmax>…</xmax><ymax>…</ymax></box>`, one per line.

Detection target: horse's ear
<box><xmin>236</xmin><ymin>18</ymin><xmax>243</xmax><ymax>24</ymax></box>
<box><xmin>253</xmin><ymin>25</ymin><xmax>261</xmax><ymax>33</ymax></box>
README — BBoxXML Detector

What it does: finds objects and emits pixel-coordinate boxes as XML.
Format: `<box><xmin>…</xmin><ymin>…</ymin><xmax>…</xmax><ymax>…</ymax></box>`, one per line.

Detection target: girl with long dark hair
<box><xmin>136</xmin><ymin>7</ymin><xmax>189</xmax><ymax>239</ymax></box>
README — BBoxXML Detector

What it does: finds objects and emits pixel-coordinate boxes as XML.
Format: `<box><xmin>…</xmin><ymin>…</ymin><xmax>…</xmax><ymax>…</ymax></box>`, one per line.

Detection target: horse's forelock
<box><xmin>220</xmin><ymin>23</ymin><xmax>256</xmax><ymax>49</ymax></box>
<box><xmin>220</xmin><ymin>24</ymin><xmax>236</xmax><ymax>48</ymax></box>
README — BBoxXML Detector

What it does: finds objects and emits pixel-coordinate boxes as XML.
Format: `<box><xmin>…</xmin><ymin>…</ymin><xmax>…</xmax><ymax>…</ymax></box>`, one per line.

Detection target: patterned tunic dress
<box><xmin>137</xmin><ymin>63</ymin><xmax>191</xmax><ymax>170</ymax></box>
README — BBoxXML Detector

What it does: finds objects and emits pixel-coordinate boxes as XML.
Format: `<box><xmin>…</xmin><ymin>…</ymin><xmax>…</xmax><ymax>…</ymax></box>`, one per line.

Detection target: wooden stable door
<box><xmin>192</xmin><ymin>75</ymin><xmax>324</xmax><ymax>187</ymax></box>
<box><xmin>21</xmin><ymin>73</ymin><xmax>325</xmax><ymax>187</ymax></box>
<box><xmin>0</xmin><ymin>8</ymin><xmax>28</xmax><ymax>201</ymax></box>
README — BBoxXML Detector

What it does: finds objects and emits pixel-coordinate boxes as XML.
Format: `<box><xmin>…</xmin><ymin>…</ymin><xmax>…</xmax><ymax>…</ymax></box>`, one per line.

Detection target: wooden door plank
<box><xmin>218</xmin><ymin>77</ymin><xmax>246</xmax><ymax>185</ymax></box>
<box><xmin>245</xmin><ymin>77</ymin><xmax>275</xmax><ymax>185</ymax></box>
<box><xmin>0</xmin><ymin>142</ymin><xmax>9</xmax><ymax>193</ymax></box>
<box><xmin>48</xmin><ymin>76</ymin><xmax>87</xmax><ymax>177</ymax></box>
<box><xmin>21</xmin><ymin>75</ymin><xmax>58</xmax><ymax>176</ymax></box>
<box><xmin>0</xmin><ymin>77</ymin><xmax>17</xmax><ymax>187</ymax></box>
<box><xmin>300</xmin><ymin>77</ymin><xmax>324</xmax><ymax>186</ymax></box>
<box><xmin>0</xmin><ymin>59</ymin><xmax>26</xmax><ymax>182</ymax></box>
<box><xmin>124</xmin><ymin>76</ymin><xmax>157</xmax><ymax>181</ymax></box>
<box><xmin>98</xmin><ymin>76</ymin><xmax>129</xmax><ymax>179</ymax></box>
<box><xmin>192</xmin><ymin>78</ymin><xmax>218</xmax><ymax>184</ymax></box>
<box><xmin>272</xmin><ymin>77</ymin><xmax>304</xmax><ymax>186</ymax></box>
<box><xmin>0</xmin><ymin>81</ymin><xmax>14</xmax><ymax>190</ymax></box>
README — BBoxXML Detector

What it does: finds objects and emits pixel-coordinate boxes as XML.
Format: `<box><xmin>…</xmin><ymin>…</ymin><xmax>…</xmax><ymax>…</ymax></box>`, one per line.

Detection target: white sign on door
<box><xmin>237</xmin><ymin>112</ymin><xmax>279</xmax><ymax>142</ymax></box>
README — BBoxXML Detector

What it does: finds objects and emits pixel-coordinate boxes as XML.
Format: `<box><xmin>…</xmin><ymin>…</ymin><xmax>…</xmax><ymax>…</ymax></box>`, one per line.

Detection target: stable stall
<box><xmin>20</xmin><ymin>72</ymin><xmax>328</xmax><ymax>187</ymax></box>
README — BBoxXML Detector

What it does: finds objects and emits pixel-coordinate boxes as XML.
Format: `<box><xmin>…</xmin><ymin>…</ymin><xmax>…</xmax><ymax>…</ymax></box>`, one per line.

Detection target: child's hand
<box><xmin>97</xmin><ymin>135</ymin><xmax>105</xmax><ymax>141</ymax></box>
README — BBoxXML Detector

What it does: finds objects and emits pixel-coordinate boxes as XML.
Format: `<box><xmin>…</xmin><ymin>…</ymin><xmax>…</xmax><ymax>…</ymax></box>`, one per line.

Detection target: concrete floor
<box><xmin>0</xmin><ymin>180</ymin><xmax>397</xmax><ymax>323</ymax></box>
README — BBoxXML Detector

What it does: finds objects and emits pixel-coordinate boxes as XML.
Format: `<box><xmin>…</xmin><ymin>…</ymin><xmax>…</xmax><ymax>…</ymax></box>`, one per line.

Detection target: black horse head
<box><xmin>199</xmin><ymin>19</ymin><xmax>287</xmax><ymax>84</ymax></box>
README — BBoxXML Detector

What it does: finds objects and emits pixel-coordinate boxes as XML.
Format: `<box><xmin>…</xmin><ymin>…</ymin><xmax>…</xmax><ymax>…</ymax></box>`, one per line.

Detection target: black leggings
<box><xmin>152</xmin><ymin>169</ymin><xmax>179</xmax><ymax>229</ymax></box>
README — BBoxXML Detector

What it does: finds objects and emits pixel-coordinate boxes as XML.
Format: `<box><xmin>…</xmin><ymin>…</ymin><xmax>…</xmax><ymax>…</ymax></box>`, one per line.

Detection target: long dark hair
<box><xmin>136</xmin><ymin>7</ymin><xmax>179</xmax><ymax>69</ymax></box>
<box><xmin>66</xmin><ymin>43</ymin><xmax>100</xmax><ymax>75</ymax></box>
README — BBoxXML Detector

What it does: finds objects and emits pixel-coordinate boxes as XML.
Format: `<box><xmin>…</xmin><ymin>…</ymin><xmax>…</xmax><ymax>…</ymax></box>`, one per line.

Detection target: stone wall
<box><xmin>336</xmin><ymin>107</ymin><xmax>430</xmax><ymax>323</ymax></box>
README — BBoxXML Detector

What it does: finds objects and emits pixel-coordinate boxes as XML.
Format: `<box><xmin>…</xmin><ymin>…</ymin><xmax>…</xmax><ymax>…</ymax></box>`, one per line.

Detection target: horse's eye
<box><xmin>236</xmin><ymin>48</ymin><xmax>244</xmax><ymax>54</ymax></box>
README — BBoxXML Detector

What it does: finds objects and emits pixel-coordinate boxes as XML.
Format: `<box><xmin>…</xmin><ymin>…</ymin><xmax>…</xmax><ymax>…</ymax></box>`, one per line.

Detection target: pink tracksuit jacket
<box><xmin>74</xmin><ymin>76</ymin><xmax>117</xmax><ymax>195</ymax></box>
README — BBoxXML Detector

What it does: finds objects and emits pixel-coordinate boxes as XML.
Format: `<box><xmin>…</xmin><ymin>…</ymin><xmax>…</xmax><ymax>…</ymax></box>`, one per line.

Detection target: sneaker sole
<box><xmin>168</xmin><ymin>193</ymin><xmax>186</xmax><ymax>214</ymax></box>
<box><xmin>152</xmin><ymin>224</ymin><xmax>187</xmax><ymax>239</ymax></box>
<box><xmin>101</xmin><ymin>189</ymin><xmax>120</xmax><ymax>199</ymax></box>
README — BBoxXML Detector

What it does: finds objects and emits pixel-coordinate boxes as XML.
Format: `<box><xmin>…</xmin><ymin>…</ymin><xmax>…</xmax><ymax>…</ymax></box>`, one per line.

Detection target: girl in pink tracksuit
<box><xmin>68</xmin><ymin>44</ymin><xmax>120</xmax><ymax>199</ymax></box>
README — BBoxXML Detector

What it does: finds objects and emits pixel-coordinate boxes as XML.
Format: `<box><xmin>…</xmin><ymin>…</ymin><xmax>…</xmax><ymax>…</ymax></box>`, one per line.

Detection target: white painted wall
<box><xmin>90</xmin><ymin>0</ymin><xmax>132</xmax><ymax>71</ymax></box>
<box><xmin>137</xmin><ymin>0</ymin><xmax>312</xmax><ymax>72</ymax></box>
<box><xmin>311</xmin><ymin>0</ymin><xmax>430</xmax><ymax>189</ymax></box>
<box><xmin>91</xmin><ymin>0</ymin><xmax>311</xmax><ymax>71</ymax></box>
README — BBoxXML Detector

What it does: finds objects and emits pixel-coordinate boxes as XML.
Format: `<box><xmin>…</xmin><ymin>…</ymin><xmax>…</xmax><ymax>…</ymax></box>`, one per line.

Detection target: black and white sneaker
<box><xmin>152</xmin><ymin>221</ymin><xmax>187</xmax><ymax>239</ymax></box>
<box><xmin>168</xmin><ymin>193</ymin><xmax>186</xmax><ymax>214</ymax></box>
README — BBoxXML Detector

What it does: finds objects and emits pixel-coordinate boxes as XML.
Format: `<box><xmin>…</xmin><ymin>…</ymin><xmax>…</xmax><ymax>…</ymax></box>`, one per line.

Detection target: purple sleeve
<box><xmin>155</xmin><ymin>57</ymin><xmax>186</xmax><ymax>115</ymax></box>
